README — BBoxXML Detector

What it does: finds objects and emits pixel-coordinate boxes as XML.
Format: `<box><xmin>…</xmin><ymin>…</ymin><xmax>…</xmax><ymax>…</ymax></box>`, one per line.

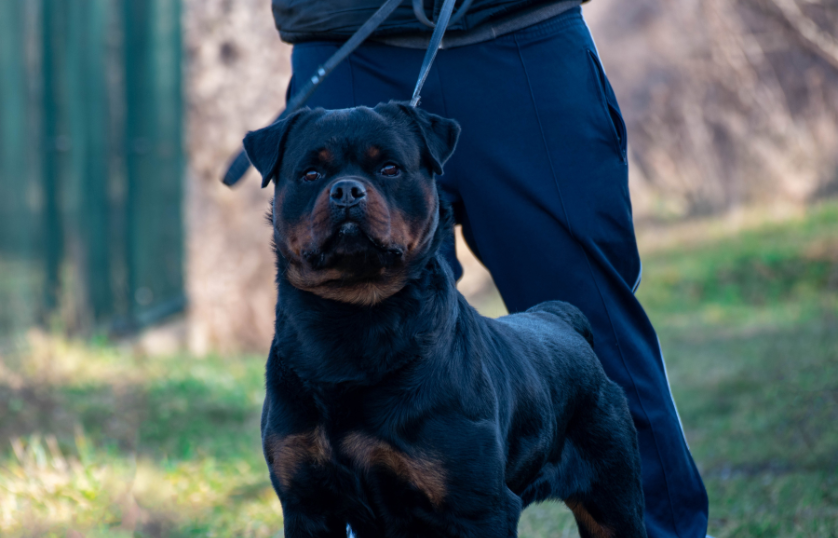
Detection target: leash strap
<box><xmin>409</xmin><ymin>0</ymin><xmax>459</xmax><ymax>107</ymax></box>
<box><xmin>222</xmin><ymin>0</ymin><xmax>405</xmax><ymax>186</ymax></box>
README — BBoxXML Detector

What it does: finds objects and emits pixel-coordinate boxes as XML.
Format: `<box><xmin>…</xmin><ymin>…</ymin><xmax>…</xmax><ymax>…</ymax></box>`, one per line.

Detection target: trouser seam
<box><xmin>348</xmin><ymin>54</ymin><xmax>358</xmax><ymax>106</ymax></box>
<box><xmin>632</xmin><ymin>260</ymin><xmax>643</xmax><ymax>294</ymax></box>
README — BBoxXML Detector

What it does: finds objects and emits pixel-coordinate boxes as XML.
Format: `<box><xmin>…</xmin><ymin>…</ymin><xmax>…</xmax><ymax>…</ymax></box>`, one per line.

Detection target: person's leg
<box><xmin>430</xmin><ymin>10</ymin><xmax>709</xmax><ymax>538</ymax></box>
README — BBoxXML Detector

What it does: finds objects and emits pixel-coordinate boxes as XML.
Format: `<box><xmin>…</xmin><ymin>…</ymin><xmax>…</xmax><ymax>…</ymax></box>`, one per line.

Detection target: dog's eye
<box><xmin>302</xmin><ymin>170</ymin><xmax>321</xmax><ymax>182</ymax></box>
<box><xmin>380</xmin><ymin>164</ymin><xmax>400</xmax><ymax>177</ymax></box>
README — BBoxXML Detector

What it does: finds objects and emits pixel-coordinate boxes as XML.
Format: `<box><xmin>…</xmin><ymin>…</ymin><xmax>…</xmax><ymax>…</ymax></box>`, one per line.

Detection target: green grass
<box><xmin>635</xmin><ymin>202</ymin><xmax>838</xmax><ymax>538</ymax></box>
<box><xmin>1</xmin><ymin>201</ymin><xmax>837</xmax><ymax>536</ymax></box>
<box><xmin>0</xmin><ymin>338</ymin><xmax>280</xmax><ymax>537</ymax></box>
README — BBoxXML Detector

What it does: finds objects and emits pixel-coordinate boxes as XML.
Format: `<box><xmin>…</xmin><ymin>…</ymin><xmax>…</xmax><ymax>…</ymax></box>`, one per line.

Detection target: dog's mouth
<box><xmin>302</xmin><ymin>217</ymin><xmax>406</xmax><ymax>277</ymax></box>
<box><xmin>275</xmin><ymin>178</ymin><xmax>438</xmax><ymax>304</ymax></box>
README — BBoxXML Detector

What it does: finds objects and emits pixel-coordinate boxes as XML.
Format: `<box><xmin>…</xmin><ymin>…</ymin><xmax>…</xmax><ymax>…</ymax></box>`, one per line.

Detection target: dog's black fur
<box><xmin>245</xmin><ymin>102</ymin><xmax>647</xmax><ymax>538</ymax></box>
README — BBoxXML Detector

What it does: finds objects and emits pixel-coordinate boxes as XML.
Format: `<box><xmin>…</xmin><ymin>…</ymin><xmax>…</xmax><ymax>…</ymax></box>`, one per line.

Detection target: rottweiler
<box><xmin>244</xmin><ymin>102</ymin><xmax>647</xmax><ymax>538</ymax></box>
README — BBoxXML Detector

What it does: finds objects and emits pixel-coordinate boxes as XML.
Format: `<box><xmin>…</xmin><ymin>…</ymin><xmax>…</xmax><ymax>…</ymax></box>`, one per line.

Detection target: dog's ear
<box><xmin>379</xmin><ymin>102</ymin><xmax>461</xmax><ymax>175</ymax></box>
<box><xmin>243</xmin><ymin>109</ymin><xmax>308</xmax><ymax>188</ymax></box>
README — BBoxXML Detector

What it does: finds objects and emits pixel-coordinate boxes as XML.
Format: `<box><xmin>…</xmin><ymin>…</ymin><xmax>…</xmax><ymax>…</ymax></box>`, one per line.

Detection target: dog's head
<box><xmin>244</xmin><ymin>102</ymin><xmax>460</xmax><ymax>306</ymax></box>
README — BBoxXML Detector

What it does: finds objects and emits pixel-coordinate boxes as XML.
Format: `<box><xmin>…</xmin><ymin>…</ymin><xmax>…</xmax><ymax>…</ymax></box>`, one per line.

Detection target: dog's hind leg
<box><xmin>564</xmin><ymin>498</ymin><xmax>616</xmax><ymax>538</ymax></box>
<box><xmin>556</xmin><ymin>382</ymin><xmax>647</xmax><ymax>538</ymax></box>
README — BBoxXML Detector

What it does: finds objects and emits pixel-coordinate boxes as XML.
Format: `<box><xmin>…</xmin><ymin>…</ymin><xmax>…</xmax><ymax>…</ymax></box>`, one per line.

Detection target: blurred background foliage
<box><xmin>1</xmin><ymin>0</ymin><xmax>837</xmax><ymax>536</ymax></box>
<box><xmin>0</xmin><ymin>0</ymin><xmax>184</xmax><ymax>348</ymax></box>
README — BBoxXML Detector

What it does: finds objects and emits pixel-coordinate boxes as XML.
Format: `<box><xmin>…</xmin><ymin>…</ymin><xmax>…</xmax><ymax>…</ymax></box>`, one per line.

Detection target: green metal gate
<box><xmin>0</xmin><ymin>0</ymin><xmax>185</xmax><ymax>348</ymax></box>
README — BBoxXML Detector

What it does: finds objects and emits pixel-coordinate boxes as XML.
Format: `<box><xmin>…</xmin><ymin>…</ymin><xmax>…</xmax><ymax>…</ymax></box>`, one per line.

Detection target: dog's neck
<box><xmin>272</xmin><ymin>253</ymin><xmax>462</xmax><ymax>387</ymax></box>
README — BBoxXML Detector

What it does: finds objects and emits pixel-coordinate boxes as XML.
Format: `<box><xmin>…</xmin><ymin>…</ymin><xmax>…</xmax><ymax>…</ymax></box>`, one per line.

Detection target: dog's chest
<box><xmin>265</xmin><ymin>423</ymin><xmax>447</xmax><ymax>510</ymax></box>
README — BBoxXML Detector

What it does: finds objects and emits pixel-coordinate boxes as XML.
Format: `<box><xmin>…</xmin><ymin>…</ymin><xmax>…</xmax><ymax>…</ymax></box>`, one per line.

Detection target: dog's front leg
<box><xmin>438</xmin><ymin>485</ymin><xmax>522</xmax><ymax>538</ymax></box>
<box><xmin>262</xmin><ymin>420</ymin><xmax>347</xmax><ymax>537</ymax></box>
<box><xmin>280</xmin><ymin>499</ymin><xmax>348</xmax><ymax>538</ymax></box>
<box><xmin>266</xmin><ymin>461</ymin><xmax>348</xmax><ymax>538</ymax></box>
<box><xmin>469</xmin><ymin>486</ymin><xmax>524</xmax><ymax>538</ymax></box>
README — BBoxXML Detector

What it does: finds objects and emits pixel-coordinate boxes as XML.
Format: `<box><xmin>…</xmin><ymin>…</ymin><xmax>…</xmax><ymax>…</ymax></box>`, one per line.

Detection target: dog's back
<box><xmin>521</xmin><ymin>301</ymin><xmax>595</xmax><ymax>348</ymax></box>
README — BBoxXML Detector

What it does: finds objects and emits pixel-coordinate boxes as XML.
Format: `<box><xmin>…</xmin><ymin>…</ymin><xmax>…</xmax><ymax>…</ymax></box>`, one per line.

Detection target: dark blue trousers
<box><xmin>287</xmin><ymin>7</ymin><xmax>708</xmax><ymax>537</ymax></box>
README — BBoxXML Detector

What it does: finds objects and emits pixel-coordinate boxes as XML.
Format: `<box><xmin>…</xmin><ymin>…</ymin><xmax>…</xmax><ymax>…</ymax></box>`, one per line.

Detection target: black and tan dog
<box><xmin>244</xmin><ymin>102</ymin><xmax>647</xmax><ymax>538</ymax></box>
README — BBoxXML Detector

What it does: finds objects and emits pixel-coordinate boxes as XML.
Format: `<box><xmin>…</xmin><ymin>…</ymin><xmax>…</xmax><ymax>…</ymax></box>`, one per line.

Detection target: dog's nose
<box><xmin>329</xmin><ymin>179</ymin><xmax>367</xmax><ymax>208</ymax></box>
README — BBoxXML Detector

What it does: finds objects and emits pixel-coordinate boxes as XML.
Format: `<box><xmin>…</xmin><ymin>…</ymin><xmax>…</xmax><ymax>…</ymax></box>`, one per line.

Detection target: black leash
<box><xmin>409</xmin><ymin>0</ymin><xmax>458</xmax><ymax>107</ymax></box>
<box><xmin>222</xmin><ymin>0</ymin><xmax>461</xmax><ymax>187</ymax></box>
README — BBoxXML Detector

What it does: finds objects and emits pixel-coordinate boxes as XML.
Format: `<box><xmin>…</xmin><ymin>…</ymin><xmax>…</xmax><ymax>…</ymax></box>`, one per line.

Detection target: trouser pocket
<box><xmin>587</xmin><ymin>49</ymin><xmax>628</xmax><ymax>163</ymax></box>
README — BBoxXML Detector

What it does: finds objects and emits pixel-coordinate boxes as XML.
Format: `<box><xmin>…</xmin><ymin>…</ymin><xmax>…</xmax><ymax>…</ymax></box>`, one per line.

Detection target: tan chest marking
<box><xmin>266</xmin><ymin>426</ymin><xmax>332</xmax><ymax>488</ymax></box>
<box><xmin>341</xmin><ymin>432</ymin><xmax>446</xmax><ymax>507</ymax></box>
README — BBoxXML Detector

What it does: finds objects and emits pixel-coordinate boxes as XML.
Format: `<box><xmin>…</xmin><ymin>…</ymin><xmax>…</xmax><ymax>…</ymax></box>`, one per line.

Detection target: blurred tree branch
<box><xmin>768</xmin><ymin>0</ymin><xmax>838</xmax><ymax>71</ymax></box>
